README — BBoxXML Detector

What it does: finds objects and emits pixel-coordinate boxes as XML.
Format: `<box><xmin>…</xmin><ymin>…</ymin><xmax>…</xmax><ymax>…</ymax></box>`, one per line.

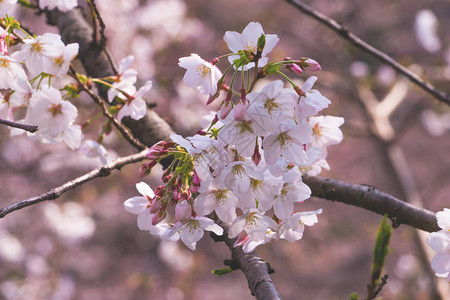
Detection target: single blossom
<box><xmin>426</xmin><ymin>208</ymin><xmax>450</xmax><ymax>281</ymax></box>
<box><xmin>0</xmin><ymin>0</ymin><xmax>17</xmax><ymax>15</ymax></box>
<box><xmin>295</xmin><ymin>76</ymin><xmax>331</xmax><ymax>119</ymax></box>
<box><xmin>117</xmin><ymin>80</ymin><xmax>152</xmax><ymax>121</ymax></box>
<box><xmin>278</xmin><ymin>209</ymin><xmax>322</xmax><ymax>242</ymax></box>
<box><xmin>308</xmin><ymin>115</ymin><xmax>345</xmax><ymax>148</ymax></box>
<box><xmin>178</xmin><ymin>54</ymin><xmax>223</xmax><ymax>95</ymax></box>
<box><xmin>263</xmin><ymin>119</ymin><xmax>312</xmax><ymax>165</ymax></box>
<box><xmin>229</xmin><ymin>209</ymin><xmax>278</xmax><ymax>243</ymax></box>
<box><xmin>0</xmin><ymin>55</ymin><xmax>27</xmax><ymax>89</ymax></box>
<box><xmin>224</xmin><ymin>22</ymin><xmax>279</xmax><ymax>70</ymax></box>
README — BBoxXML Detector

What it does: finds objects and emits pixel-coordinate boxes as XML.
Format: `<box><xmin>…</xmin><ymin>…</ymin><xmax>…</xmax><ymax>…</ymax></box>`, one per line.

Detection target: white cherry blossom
<box><xmin>167</xmin><ymin>216</ymin><xmax>223</xmax><ymax>250</ymax></box>
<box><xmin>39</xmin><ymin>0</ymin><xmax>78</xmax><ymax>12</ymax></box>
<box><xmin>178</xmin><ymin>54</ymin><xmax>222</xmax><ymax>95</ymax></box>
<box><xmin>0</xmin><ymin>55</ymin><xmax>27</xmax><ymax>89</ymax></box>
<box><xmin>0</xmin><ymin>0</ymin><xmax>17</xmax><ymax>15</ymax></box>
<box><xmin>247</xmin><ymin>80</ymin><xmax>297</xmax><ymax>135</ymax></box>
<box><xmin>278</xmin><ymin>209</ymin><xmax>322</xmax><ymax>242</ymax></box>
<box><xmin>295</xmin><ymin>76</ymin><xmax>331</xmax><ymax>119</ymax></box>
<box><xmin>263</xmin><ymin>119</ymin><xmax>312</xmax><ymax>165</ymax></box>
<box><xmin>194</xmin><ymin>178</ymin><xmax>238</xmax><ymax>223</ymax></box>
<box><xmin>308</xmin><ymin>115</ymin><xmax>344</xmax><ymax>148</ymax></box>
<box><xmin>426</xmin><ymin>208</ymin><xmax>450</xmax><ymax>281</ymax></box>
<box><xmin>117</xmin><ymin>80</ymin><xmax>152</xmax><ymax>121</ymax></box>
<box><xmin>224</xmin><ymin>22</ymin><xmax>279</xmax><ymax>70</ymax></box>
<box><xmin>228</xmin><ymin>209</ymin><xmax>278</xmax><ymax>243</ymax></box>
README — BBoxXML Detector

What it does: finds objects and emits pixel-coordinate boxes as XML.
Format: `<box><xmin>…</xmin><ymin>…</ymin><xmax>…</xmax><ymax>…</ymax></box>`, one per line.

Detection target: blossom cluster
<box><xmin>426</xmin><ymin>208</ymin><xmax>450</xmax><ymax>281</ymax></box>
<box><xmin>0</xmin><ymin>10</ymin><xmax>82</xmax><ymax>149</ymax></box>
<box><xmin>124</xmin><ymin>22</ymin><xmax>344</xmax><ymax>252</ymax></box>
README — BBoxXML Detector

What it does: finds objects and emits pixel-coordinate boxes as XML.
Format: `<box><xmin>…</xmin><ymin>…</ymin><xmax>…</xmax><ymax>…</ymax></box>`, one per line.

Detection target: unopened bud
<box><xmin>138</xmin><ymin>161</ymin><xmax>157</xmax><ymax>177</ymax></box>
<box><xmin>252</xmin><ymin>144</ymin><xmax>262</xmax><ymax>166</ymax></box>
<box><xmin>293</xmin><ymin>85</ymin><xmax>306</xmax><ymax>98</ymax></box>
<box><xmin>286</xmin><ymin>63</ymin><xmax>303</xmax><ymax>75</ymax></box>
<box><xmin>150</xmin><ymin>196</ymin><xmax>162</xmax><ymax>214</ymax></box>
<box><xmin>234</xmin><ymin>101</ymin><xmax>247</xmax><ymax>121</ymax></box>
<box><xmin>302</xmin><ymin>58</ymin><xmax>321</xmax><ymax>71</ymax></box>
<box><xmin>175</xmin><ymin>200</ymin><xmax>192</xmax><ymax>222</ymax></box>
<box><xmin>152</xmin><ymin>210</ymin><xmax>166</xmax><ymax>225</ymax></box>
<box><xmin>220</xmin><ymin>101</ymin><xmax>233</xmax><ymax>119</ymax></box>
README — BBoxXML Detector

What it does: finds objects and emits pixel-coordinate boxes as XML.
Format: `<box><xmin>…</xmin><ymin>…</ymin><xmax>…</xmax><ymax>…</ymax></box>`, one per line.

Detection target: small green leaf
<box><xmin>349</xmin><ymin>292</ymin><xmax>358</xmax><ymax>300</ymax></box>
<box><xmin>211</xmin><ymin>267</ymin><xmax>234</xmax><ymax>276</ymax></box>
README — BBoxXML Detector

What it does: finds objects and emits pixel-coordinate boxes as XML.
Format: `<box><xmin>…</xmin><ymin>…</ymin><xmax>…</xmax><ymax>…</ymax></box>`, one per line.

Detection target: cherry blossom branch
<box><xmin>365</xmin><ymin>274</ymin><xmax>388</xmax><ymax>300</ymax></box>
<box><xmin>285</xmin><ymin>0</ymin><xmax>450</xmax><ymax>106</ymax></box>
<box><xmin>0</xmin><ymin>118</ymin><xmax>38</xmax><ymax>133</ymax></box>
<box><xmin>71</xmin><ymin>70</ymin><xmax>147</xmax><ymax>151</ymax></box>
<box><xmin>46</xmin><ymin>9</ymin><xmax>175</xmax><ymax>148</ymax></box>
<box><xmin>303</xmin><ymin>176</ymin><xmax>439</xmax><ymax>232</ymax></box>
<box><xmin>0</xmin><ymin>150</ymin><xmax>148</xmax><ymax>219</ymax></box>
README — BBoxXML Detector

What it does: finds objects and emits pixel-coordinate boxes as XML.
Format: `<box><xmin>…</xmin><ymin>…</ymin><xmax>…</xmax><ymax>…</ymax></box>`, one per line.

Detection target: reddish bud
<box><xmin>196</xmin><ymin>130</ymin><xmax>207</xmax><ymax>136</ymax></box>
<box><xmin>252</xmin><ymin>144</ymin><xmax>262</xmax><ymax>166</ymax></box>
<box><xmin>220</xmin><ymin>101</ymin><xmax>233</xmax><ymax>119</ymax></box>
<box><xmin>138</xmin><ymin>161</ymin><xmax>157</xmax><ymax>177</ymax></box>
<box><xmin>294</xmin><ymin>85</ymin><xmax>306</xmax><ymax>98</ymax></box>
<box><xmin>286</xmin><ymin>63</ymin><xmax>303</xmax><ymax>75</ymax></box>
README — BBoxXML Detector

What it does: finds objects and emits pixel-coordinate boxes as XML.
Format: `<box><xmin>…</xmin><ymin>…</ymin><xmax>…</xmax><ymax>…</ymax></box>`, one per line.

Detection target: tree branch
<box><xmin>0</xmin><ymin>150</ymin><xmax>147</xmax><ymax>219</ymax></box>
<box><xmin>0</xmin><ymin>118</ymin><xmax>38</xmax><ymax>133</ymax></box>
<box><xmin>303</xmin><ymin>176</ymin><xmax>439</xmax><ymax>232</ymax></box>
<box><xmin>286</xmin><ymin>0</ymin><xmax>450</xmax><ymax>106</ymax></box>
<box><xmin>71</xmin><ymin>70</ymin><xmax>147</xmax><ymax>151</ymax></box>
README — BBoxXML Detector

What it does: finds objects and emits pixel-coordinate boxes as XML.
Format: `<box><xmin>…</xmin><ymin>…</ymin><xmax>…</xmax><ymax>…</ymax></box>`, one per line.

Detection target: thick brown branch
<box><xmin>221</xmin><ymin>231</ymin><xmax>282</xmax><ymax>300</ymax></box>
<box><xmin>286</xmin><ymin>0</ymin><xmax>450</xmax><ymax>106</ymax></box>
<box><xmin>0</xmin><ymin>118</ymin><xmax>38</xmax><ymax>133</ymax></box>
<box><xmin>0</xmin><ymin>150</ymin><xmax>147</xmax><ymax>219</ymax></box>
<box><xmin>303</xmin><ymin>176</ymin><xmax>439</xmax><ymax>232</ymax></box>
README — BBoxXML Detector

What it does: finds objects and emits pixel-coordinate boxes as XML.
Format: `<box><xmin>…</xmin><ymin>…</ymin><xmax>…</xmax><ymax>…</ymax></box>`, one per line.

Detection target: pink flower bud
<box><xmin>138</xmin><ymin>161</ymin><xmax>157</xmax><ymax>177</ymax></box>
<box><xmin>286</xmin><ymin>63</ymin><xmax>303</xmax><ymax>75</ymax></box>
<box><xmin>303</xmin><ymin>58</ymin><xmax>321</xmax><ymax>71</ymax></box>
<box><xmin>181</xmin><ymin>190</ymin><xmax>191</xmax><ymax>201</ymax></box>
<box><xmin>150</xmin><ymin>196</ymin><xmax>162</xmax><ymax>214</ymax></box>
<box><xmin>152</xmin><ymin>210</ymin><xmax>166</xmax><ymax>225</ymax></box>
<box><xmin>220</xmin><ymin>101</ymin><xmax>233</xmax><ymax>119</ymax></box>
<box><xmin>207</xmin><ymin>92</ymin><xmax>220</xmax><ymax>105</ymax></box>
<box><xmin>192</xmin><ymin>172</ymin><xmax>201</xmax><ymax>186</ymax></box>
<box><xmin>0</xmin><ymin>34</ymin><xmax>8</xmax><ymax>56</ymax></box>
<box><xmin>252</xmin><ymin>144</ymin><xmax>262</xmax><ymax>166</ymax></box>
<box><xmin>162</xmin><ymin>174</ymin><xmax>172</xmax><ymax>183</ymax></box>
<box><xmin>173</xmin><ymin>186</ymin><xmax>181</xmax><ymax>201</ymax></box>
<box><xmin>175</xmin><ymin>200</ymin><xmax>192</xmax><ymax>222</ymax></box>
<box><xmin>190</xmin><ymin>184</ymin><xmax>200</xmax><ymax>194</ymax></box>
<box><xmin>196</xmin><ymin>130</ymin><xmax>207</xmax><ymax>135</ymax></box>
<box><xmin>154</xmin><ymin>185</ymin><xmax>165</xmax><ymax>197</ymax></box>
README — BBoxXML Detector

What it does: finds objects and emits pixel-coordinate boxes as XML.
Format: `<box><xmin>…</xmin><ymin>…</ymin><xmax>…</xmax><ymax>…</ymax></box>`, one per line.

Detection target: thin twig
<box><xmin>0</xmin><ymin>118</ymin><xmax>38</xmax><ymax>133</ymax></box>
<box><xmin>303</xmin><ymin>176</ymin><xmax>439</xmax><ymax>233</ymax></box>
<box><xmin>365</xmin><ymin>274</ymin><xmax>388</xmax><ymax>300</ymax></box>
<box><xmin>71</xmin><ymin>70</ymin><xmax>146</xmax><ymax>151</ymax></box>
<box><xmin>286</xmin><ymin>0</ymin><xmax>450</xmax><ymax>106</ymax></box>
<box><xmin>0</xmin><ymin>150</ymin><xmax>148</xmax><ymax>219</ymax></box>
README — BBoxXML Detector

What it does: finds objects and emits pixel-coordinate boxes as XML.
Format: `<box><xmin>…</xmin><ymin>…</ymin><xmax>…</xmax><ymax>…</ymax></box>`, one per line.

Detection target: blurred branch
<box><xmin>71</xmin><ymin>70</ymin><xmax>146</xmax><ymax>151</ymax></box>
<box><xmin>303</xmin><ymin>176</ymin><xmax>439</xmax><ymax>233</ymax></box>
<box><xmin>286</xmin><ymin>0</ymin><xmax>450</xmax><ymax>106</ymax></box>
<box><xmin>0</xmin><ymin>150</ymin><xmax>148</xmax><ymax>219</ymax></box>
<box><xmin>0</xmin><ymin>118</ymin><xmax>38</xmax><ymax>133</ymax></box>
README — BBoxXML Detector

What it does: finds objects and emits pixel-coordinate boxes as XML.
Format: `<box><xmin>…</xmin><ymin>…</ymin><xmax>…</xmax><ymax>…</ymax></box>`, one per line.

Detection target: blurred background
<box><xmin>0</xmin><ymin>0</ymin><xmax>449</xmax><ymax>299</ymax></box>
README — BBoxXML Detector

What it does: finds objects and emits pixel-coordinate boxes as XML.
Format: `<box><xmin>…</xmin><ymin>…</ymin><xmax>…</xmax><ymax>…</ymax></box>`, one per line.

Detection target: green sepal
<box><xmin>349</xmin><ymin>292</ymin><xmax>358</xmax><ymax>300</ymax></box>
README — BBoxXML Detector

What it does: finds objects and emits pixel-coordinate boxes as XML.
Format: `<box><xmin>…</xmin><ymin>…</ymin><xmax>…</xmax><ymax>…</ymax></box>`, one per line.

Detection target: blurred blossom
<box><xmin>44</xmin><ymin>202</ymin><xmax>96</xmax><ymax>242</ymax></box>
<box><xmin>25</xmin><ymin>254</ymin><xmax>49</xmax><ymax>276</ymax></box>
<box><xmin>349</xmin><ymin>61</ymin><xmax>369</xmax><ymax>78</ymax></box>
<box><xmin>79</xmin><ymin>139</ymin><xmax>109</xmax><ymax>165</ymax></box>
<box><xmin>50</xmin><ymin>275</ymin><xmax>76</xmax><ymax>300</ymax></box>
<box><xmin>414</xmin><ymin>9</ymin><xmax>441</xmax><ymax>53</ymax></box>
<box><xmin>166</xmin><ymin>287</ymin><xmax>184</xmax><ymax>300</ymax></box>
<box><xmin>137</xmin><ymin>0</ymin><xmax>186</xmax><ymax>37</ymax></box>
<box><xmin>157</xmin><ymin>240</ymin><xmax>193</xmax><ymax>272</ymax></box>
<box><xmin>376</xmin><ymin>65</ymin><xmax>396</xmax><ymax>86</ymax></box>
<box><xmin>0</xmin><ymin>231</ymin><xmax>25</xmax><ymax>263</ymax></box>
<box><xmin>395</xmin><ymin>254</ymin><xmax>420</xmax><ymax>279</ymax></box>
<box><xmin>421</xmin><ymin>110</ymin><xmax>450</xmax><ymax>136</ymax></box>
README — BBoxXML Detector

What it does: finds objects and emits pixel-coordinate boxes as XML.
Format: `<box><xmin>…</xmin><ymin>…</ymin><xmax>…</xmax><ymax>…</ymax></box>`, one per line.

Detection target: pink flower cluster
<box><xmin>124</xmin><ymin>22</ymin><xmax>344</xmax><ymax>252</ymax></box>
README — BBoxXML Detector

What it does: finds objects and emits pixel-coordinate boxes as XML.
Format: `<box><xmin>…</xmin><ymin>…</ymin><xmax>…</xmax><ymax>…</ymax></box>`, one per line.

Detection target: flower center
<box><xmin>277</xmin><ymin>132</ymin><xmax>294</xmax><ymax>150</ymax></box>
<box><xmin>48</xmin><ymin>103</ymin><xmax>63</xmax><ymax>116</ymax></box>
<box><xmin>195</xmin><ymin>64</ymin><xmax>210</xmax><ymax>78</ymax></box>
<box><xmin>236</xmin><ymin>120</ymin><xmax>254</xmax><ymax>134</ymax></box>
<box><xmin>264</xmin><ymin>98</ymin><xmax>280</xmax><ymax>114</ymax></box>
